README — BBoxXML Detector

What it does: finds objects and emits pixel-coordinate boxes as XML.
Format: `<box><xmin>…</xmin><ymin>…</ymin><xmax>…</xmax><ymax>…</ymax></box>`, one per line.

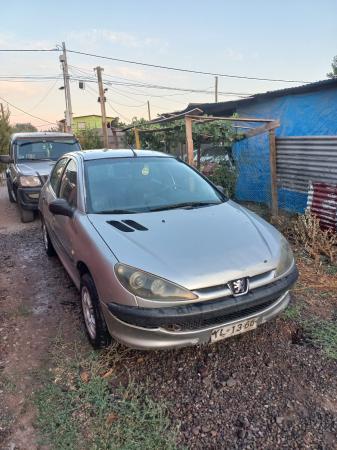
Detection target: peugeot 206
<box><xmin>38</xmin><ymin>149</ymin><xmax>298</xmax><ymax>349</ymax></box>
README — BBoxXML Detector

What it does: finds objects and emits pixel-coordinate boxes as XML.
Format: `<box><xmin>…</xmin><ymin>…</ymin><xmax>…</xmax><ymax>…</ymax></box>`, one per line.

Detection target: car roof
<box><xmin>67</xmin><ymin>148</ymin><xmax>173</xmax><ymax>161</ymax></box>
<box><xmin>11</xmin><ymin>132</ymin><xmax>75</xmax><ymax>141</ymax></box>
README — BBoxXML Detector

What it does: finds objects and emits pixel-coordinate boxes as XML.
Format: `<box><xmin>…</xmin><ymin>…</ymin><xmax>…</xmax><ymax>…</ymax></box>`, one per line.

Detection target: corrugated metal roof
<box><xmin>166</xmin><ymin>78</ymin><xmax>337</xmax><ymax>117</ymax></box>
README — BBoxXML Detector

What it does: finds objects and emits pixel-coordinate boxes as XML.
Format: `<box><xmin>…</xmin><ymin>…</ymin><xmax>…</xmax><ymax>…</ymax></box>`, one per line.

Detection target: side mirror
<box><xmin>0</xmin><ymin>155</ymin><xmax>13</xmax><ymax>164</ymax></box>
<box><xmin>216</xmin><ymin>185</ymin><xmax>229</xmax><ymax>197</ymax></box>
<box><xmin>49</xmin><ymin>198</ymin><xmax>74</xmax><ymax>218</ymax></box>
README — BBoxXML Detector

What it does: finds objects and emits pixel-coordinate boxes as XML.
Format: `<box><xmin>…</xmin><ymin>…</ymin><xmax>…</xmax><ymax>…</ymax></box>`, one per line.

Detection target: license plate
<box><xmin>211</xmin><ymin>318</ymin><xmax>257</xmax><ymax>343</ymax></box>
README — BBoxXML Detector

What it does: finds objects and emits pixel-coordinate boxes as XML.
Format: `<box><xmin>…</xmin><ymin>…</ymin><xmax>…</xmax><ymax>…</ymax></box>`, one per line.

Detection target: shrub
<box><xmin>208</xmin><ymin>163</ymin><xmax>237</xmax><ymax>198</ymax></box>
<box><xmin>77</xmin><ymin>129</ymin><xmax>103</xmax><ymax>150</ymax></box>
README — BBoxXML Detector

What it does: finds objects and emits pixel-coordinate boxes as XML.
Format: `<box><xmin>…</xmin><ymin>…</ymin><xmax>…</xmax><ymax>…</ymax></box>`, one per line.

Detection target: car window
<box><xmin>50</xmin><ymin>158</ymin><xmax>68</xmax><ymax>194</ymax></box>
<box><xmin>14</xmin><ymin>139</ymin><xmax>80</xmax><ymax>161</ymax></box>
<box><xmin>84</xmin><ymin>157</ymin><xmax>224</xmax><ymax>214</ymax></box>
<box><xmin>59</xmin><ymin>159</ymin><xmax>78</xmax><ymax>207</ymax></box>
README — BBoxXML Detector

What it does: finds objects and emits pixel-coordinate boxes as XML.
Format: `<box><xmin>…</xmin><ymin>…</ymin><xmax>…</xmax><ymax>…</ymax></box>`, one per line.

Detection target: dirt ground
<box><xmin>0</xmin><ymin>184</ymin><xmax>337</xmax><ymax>450</ymax></box>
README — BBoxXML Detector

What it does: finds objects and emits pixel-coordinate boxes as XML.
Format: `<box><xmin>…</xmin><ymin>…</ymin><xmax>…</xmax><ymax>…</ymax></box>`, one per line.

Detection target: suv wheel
<box><xmin>80</xmin><ymin>273</ymin><xmax>111</xmax><ymax>349</ymax></box>
<box><xmin>6</xmin><ymin>179</ymin><xmax>16</xmax><ymax>203</ymax></box>
<box><xmin>41</xmin><ymin>218</ymin><xmax>55</xmax><ymax>256</ymax></box>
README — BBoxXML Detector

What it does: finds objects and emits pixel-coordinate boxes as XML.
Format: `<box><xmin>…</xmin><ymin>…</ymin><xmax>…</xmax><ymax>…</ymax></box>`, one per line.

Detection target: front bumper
<box><xmin>103</xmin><ymin>265</ymin><xmax>298</xmax><ymax>350</ymax></box>
<box><xmin>17</xmin><ymin>187</ymin><xmax>41</xmax><ymax>210</ymax></box>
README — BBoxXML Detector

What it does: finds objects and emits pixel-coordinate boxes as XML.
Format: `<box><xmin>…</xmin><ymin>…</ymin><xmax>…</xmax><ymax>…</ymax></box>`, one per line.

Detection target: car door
<box><xmin>52</xmin><ymin>158</ymin><xmax>79</xmax><ymax>278</ymax></box>
<box><xmin>42</xmin><ymin>157</ymin><xmax>68</xmax><ymax>240</ymax></box>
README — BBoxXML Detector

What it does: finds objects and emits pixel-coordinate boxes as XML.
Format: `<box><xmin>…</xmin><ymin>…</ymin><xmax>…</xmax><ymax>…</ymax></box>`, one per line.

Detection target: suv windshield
<box><xmin>15</xmin><ymin>139</ymin><xmax>80</xmax><ymax>161</ymax></box>
<box><xmin>85</xmin><ymin>156</ymin><xmax>224</xmax><ymax>214</ymax></box>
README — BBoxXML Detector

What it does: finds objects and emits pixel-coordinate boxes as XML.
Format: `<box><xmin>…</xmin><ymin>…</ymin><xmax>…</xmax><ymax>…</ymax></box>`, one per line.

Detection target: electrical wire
<box><xmin>0</xmin><ymin>94</ymin><xmax>56</xmax><ymax>125</ymax></box>
<box><xmin>67</xmin><ymin>49</ymin><xmax>310</xmax><ymax>83</ymax></box>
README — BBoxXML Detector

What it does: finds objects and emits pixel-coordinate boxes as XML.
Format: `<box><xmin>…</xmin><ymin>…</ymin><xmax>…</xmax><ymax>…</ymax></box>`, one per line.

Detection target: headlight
<box><xmin>20</xmin><ymin>175</ymin><xmax>41</xmax><ymax>187</ymax></box>
<box><xmin>275</xmin><ymin>237</ymin><xmax>294</xmax><ymax>277</ymax></box>
<box><xmin>115</xmin><ymin>263</ymin><xmax>197</xmax><ymax>301</ymax></box>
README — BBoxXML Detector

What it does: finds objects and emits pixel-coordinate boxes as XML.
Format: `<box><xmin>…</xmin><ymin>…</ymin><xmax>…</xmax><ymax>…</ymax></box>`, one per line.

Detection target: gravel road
<box><xmin>0</xmin><ymin>184</ymin><xmax>336</xmax><ymax>449</ymax></box>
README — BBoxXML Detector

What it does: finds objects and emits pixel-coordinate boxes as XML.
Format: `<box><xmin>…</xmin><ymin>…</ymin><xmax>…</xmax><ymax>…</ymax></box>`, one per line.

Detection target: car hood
<box><xmin>88</xmin><ymin>201</ymin><xmax>282</xmax><ymax>290</ymax></box>
<box><xmin>16</xmin><ymin>160</ymin><xmax>55</xmax><ymax>177</ymax></box>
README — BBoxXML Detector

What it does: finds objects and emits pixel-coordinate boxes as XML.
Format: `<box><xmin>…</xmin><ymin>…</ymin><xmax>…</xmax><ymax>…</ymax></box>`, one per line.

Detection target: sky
<box><xmin>0</xmin><ymin>0</ymin><xmax>336</xmax><ymax>129</ymax></box>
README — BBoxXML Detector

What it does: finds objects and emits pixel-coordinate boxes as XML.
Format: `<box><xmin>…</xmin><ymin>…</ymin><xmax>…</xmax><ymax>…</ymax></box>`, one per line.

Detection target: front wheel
<box><xmin>41</xmin><ymin>218</ymin><xmax>55</xmax><ymax>256</ymax></box>
<box><xmin>80</xmin><ymin>273</ymin><xmax>111</xmax><ymax>349</ymax></box>
<box><xmin>6</xmin><ymin>179</ymin><xmax>15</xmax><ymax>203</ymax></box>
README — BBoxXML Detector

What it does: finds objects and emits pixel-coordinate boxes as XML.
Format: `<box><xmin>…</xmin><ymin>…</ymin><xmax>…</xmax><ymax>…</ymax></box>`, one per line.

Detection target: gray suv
<box><xmin>0</xmin><ymin>132</ymin><xmax>81</xmax><ymax>222</ymax></box>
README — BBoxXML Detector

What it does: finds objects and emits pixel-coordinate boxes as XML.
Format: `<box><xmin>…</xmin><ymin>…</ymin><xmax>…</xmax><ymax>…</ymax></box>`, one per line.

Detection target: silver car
<box><xmin>38</xmin><ymin>149</ymin><xmax>298</xmax><ymax>350</ymax></box>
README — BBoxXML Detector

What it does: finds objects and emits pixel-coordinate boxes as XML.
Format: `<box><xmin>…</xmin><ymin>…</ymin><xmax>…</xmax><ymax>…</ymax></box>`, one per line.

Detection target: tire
<box><xmin>6</xmin><ymin>179</ymin><xmax>15</xmax><ymax>203</ymax></box>
<box><xmin>80</xmin><ymin>273</ymin><xmax>111</xmax><ymax>349</ymax></box>
<box><xmin>18</xmin><ymin>203</ymin><xmax>35</xmax><ymax>223</ymax></box>
<box><xmin>41</xmin><ymin>218</ymin><xmax>56</xmax><ymax>257</ymax></box>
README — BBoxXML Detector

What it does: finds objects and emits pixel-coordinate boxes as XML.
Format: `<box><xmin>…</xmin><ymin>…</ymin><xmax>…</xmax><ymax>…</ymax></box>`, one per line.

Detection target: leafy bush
<box><xmin>77</xmin><ymin>129</ymin><xmax>103</xmax><ymax>150</ymax></box>
<box><xmin>208</xmin><ymin>163</ymin><xmax>237</xmax><ymax>198</ymax></box>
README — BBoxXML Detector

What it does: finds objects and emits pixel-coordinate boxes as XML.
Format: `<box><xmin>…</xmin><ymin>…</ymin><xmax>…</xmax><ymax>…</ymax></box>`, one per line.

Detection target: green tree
<box><xmin>12</xmin><ymin>122</ymin><xmax>38</xmax><ymax>133</ymax></box>
<box><xmin>327</xmin><ymin>56</ymin><xmax>337</xmax><ymax>78</ymax></box>
<box><xmin>0</xmin><ymin>107</ymin><xmax>12</xmax><ymax>155</ymax></box>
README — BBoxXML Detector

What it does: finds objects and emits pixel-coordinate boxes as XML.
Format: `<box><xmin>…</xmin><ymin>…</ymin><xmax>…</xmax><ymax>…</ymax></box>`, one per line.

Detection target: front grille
<box><xmin>161</xmin><ymin>296</ymin><xmax>278</xmax><ymax>332</ymax></box>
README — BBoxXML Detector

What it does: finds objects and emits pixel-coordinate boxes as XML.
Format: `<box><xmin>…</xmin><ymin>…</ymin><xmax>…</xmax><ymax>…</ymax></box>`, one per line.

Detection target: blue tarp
<box><xmin>233</xmin><ymin>88</ymin><xmax>337</xmax><ymax>212</ymax></box>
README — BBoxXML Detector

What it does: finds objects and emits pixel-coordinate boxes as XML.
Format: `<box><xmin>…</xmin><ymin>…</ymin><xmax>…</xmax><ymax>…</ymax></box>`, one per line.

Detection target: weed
<box><xmin>304</xmin><ymin>320</ymin><xmax>337</xmax><ymax>360</ymax></box>
<box><xmin>34</xmin><ymin>338</ymin><xmax>178</xmax><ymax>450</ymax></box>
<box><xmin>283</xmin><ymin>302</ymin><xmax>302</xmax><ymax>321</ymax></box>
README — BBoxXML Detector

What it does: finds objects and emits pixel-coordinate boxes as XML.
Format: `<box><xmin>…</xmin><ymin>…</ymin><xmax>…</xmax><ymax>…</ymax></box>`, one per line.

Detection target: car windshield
<box><xmin>15</xmin><ymin>139</ymin><xmax>80</xmax><ymax>161</ymax></box>
<box><xmin>85</xmin><ymin>156</ymin><xmax>225</xmax><ymax>214</ymax></box>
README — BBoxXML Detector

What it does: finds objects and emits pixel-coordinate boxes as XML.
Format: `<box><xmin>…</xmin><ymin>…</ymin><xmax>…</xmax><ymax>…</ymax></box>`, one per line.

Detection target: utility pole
<box><xmin>0</xmin><ymin>103</ymin><xmax>4</xmax><ymax>119</ymax></box>
<box><xmin>95</xmin><ymin>66</ymin><xmax>109</xmax><ymax>148</ymax></box>
<box><xmin>147</xmin><ymin>100</ymin><xmax>151</xmax><ymax>121</ymax></box>
<box><xmin>60</xmin><ymin>42</ymin><xmax>73</xmax><ymax>132</ymax></box>
<box><xmin>215</xmin><ymin>76</ymin><xmax>218</xmax><ymax>103</ymax></box>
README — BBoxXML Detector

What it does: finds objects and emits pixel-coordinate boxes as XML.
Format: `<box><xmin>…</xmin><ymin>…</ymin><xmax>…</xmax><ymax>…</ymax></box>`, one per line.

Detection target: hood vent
<box><xmin>107</xmin><ymin>220</ymin><xmax>148</xmax><ymax>232</ymax></box>
<box><xmin>122</xmin><ymin>220</ymin><xmax>148</xmax><ymax>231</ymax></box>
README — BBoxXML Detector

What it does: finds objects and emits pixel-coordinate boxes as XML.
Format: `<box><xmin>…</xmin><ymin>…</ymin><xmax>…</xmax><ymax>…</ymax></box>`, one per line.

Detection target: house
<box><xmin>169</xmin><ymin>78</ymin><xmax>337</xmax><ymax>212</ymax></box>
<box><xmin>69</xmin><ymin>115</ymin><xmax>117</xmax><ymax>131</ymax></box>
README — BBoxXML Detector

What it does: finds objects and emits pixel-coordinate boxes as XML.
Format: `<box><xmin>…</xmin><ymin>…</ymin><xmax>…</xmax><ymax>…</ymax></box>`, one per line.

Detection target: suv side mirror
<box><xmin>49</xmin><ymin>199</ymin><xmax>74</xmax><ymax>218</ymax></box>
<box><xmin>0</xmin><ymin>155</ymin><xmax>13</xmax><ymax>164</ymax></box>
<box><xmin>216</xmin><ymin>185</ymin><xmax>229</xmax><ymax>197</ymax></box>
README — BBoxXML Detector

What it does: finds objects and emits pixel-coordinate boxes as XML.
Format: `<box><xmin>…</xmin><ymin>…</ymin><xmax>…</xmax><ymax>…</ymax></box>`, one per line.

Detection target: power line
<box><xmin>0</xmin><ymin>94</ymin><xmax>56</xmax><ymax>125</ymax></box>
<box><xmin>0</xmin><ymin>48</ymin><xmax>59</xmax><ymax>52</ymax></box>
<box><xmin>67</xmin><ymin>49</ymin><xmax>310</xmax><ymax>83</ymax></box>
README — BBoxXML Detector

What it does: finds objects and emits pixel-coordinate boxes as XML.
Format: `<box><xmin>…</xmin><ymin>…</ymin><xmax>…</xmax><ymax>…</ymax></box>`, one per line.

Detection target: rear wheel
<box><xmin>6</xmin><ymin>179</ymin><xmax>15</xmax><ymax>203</ymax></box>
<box><xmin>41</xmin><ymin>218</ymin><xmax>55</xmax><ymax>256</ymax></box>
<box><xmin>80</xmin><ymin>273</ymin><xmax>111</xmax><ymax>349</ymax></box>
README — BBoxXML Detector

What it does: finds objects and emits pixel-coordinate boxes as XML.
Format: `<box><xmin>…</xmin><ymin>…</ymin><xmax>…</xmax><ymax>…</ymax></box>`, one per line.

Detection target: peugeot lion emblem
<box><xmin>228</xmin><ymin>278</ymin><xmax>249</xmax><ymax>296</ymax></box>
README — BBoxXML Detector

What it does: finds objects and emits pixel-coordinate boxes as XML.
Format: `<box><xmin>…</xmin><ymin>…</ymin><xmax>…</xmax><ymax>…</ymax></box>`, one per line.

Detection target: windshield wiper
<box><xmin>96</xmin><ymin>209</ymin><xmax>140</xmax><ymax>214</ymax></box>
<box><xmin>149</xmin><ymin>201</ymin><xmax>220</xmax><ymax>212</ymax></box>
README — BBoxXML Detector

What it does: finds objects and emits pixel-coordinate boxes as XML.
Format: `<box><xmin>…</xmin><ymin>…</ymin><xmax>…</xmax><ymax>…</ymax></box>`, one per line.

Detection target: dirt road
<box><xmin>0</xmin><ymin>184</ymin><xmax>337</xmax><ymax>449</ymax></box>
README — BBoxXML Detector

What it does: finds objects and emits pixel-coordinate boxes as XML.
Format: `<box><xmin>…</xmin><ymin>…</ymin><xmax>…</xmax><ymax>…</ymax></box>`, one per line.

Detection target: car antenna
<box><xmin>129</xmin><ymin>145</ymin><xmax>138</xmax><ymax>157</ymax></box>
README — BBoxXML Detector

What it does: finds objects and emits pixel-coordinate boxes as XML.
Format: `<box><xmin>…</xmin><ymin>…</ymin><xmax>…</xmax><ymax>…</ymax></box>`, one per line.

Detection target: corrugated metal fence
<box><xmin>276</xmin><ymin>136</ymin><xmax>337</xmax><ymax>219</ymax></box>
<box><xmin>276</xmin><ymin>136</ymin><xmax>337</xmax><ymax>193</ymax></box>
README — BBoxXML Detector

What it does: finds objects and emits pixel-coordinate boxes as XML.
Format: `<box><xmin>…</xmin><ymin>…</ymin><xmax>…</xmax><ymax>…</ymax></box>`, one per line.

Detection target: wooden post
<box><xmin>197</xmin><ymin>145</ymin><xmax>201</xmax><ymax>170</ymax></box>
<box><xmin>215</xmin><ymin>76</ymin><xmax>218</xmax><ymax>103</ymax></box>
<box><xmin>269</xmin><ymin>129</ymin><xmax>278</xmax><ymax>217</ymax></box>
<box><xmin>134</xmin><ymin>128</ymin><xmax>141</xmax><ymax>149</ymax></box>
<box><xmin>147</xmin><ymin>100</ymin><xmax>151</xmax><ymax>121</ymax></box>
<box><xmin>185</xmin><ymin>116</ymin><xmax>194</xmax><ymax>165</ymax></box>
<box><xmin>0</xmin><ymin>103</ymin><xmax>4</xmax><ymax>119</ymax></box>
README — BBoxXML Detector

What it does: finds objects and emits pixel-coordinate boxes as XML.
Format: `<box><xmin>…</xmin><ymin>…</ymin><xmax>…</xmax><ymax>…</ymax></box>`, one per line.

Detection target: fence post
<box><xmin>269</xmin><ymin>129</ymin><xmax>278</xmax><ymax>217</ymax></box>
<box><xmin>185</xmin><ymin>116</ymin><xmax>194</xmax><ymax>166</ymax></box>
<box><xmin>134</xmin><ymin>128</ymin><xmax>141</xmax><ymax>149</ymax></box>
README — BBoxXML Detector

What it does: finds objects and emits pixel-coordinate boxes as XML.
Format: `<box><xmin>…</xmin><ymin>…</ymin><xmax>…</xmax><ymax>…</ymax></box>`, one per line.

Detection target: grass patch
<box><xmin>304</xmin><ymin>320</ymin><xmax>337</xmax><ymax>360</ymax></box>
<box><xmin>283</xmin><ymin>302</ymin><xmax>302</xmax><ymax>321</ymax></box>
<box><xmin>34</xmin><ymin>340</ymin><xmax>178</xmax><ymax>450</ymax></box>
